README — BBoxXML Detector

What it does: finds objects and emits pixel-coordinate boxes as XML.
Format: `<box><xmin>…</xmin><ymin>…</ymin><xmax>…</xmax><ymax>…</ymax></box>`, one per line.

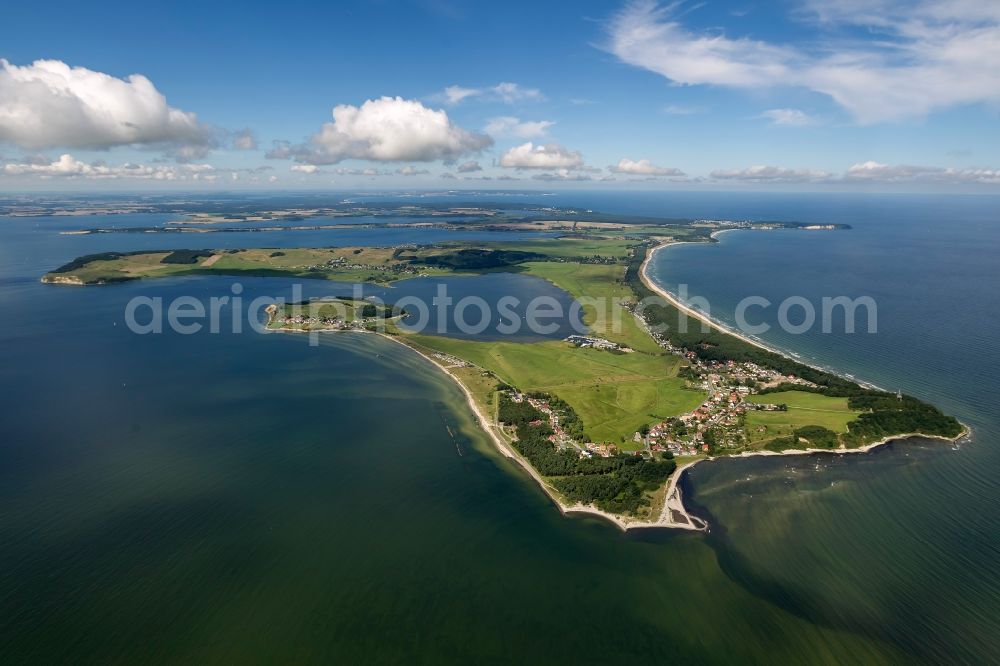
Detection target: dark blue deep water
<box><xmin>1</xmin><ymin>192</ymin><xmax>998</xmax><ymax>663</ymax></box>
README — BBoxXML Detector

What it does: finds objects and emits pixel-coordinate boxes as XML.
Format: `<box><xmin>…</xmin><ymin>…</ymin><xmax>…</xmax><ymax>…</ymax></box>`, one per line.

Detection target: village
<box><xmin>563</xmin><ymin>334</ymin><xmax>632</xmax><ymax>352</ymax></box>
<box><xmin>274</xmin><ymin>313</ymin><xmax>359</xmax><ymax>331</ymax></box>
<box><xmin>503</xmin><ymin>336</ymin><xmax>817</xmax><ymax>461</ymax></box>
<box><xmin>266</xmin><ymin>299</ymin><xmax>403</xmax><ymax>332</ymax></box>
<box><xmin>304</xmin><ymin>255</ymin><xmax>427</xmax><ymax>277</ymax></box>
<box><xmin>640</xmin><ymin>351</ymin><xmax>812</xmax><ymax>457</ymax></box>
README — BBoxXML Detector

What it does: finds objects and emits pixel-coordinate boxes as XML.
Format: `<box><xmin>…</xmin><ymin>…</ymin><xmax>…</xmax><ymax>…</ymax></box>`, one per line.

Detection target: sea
<box><xmin>0</xmin><ymin>191</ymin><xmax>997</xmax><ymax>663</ymax></box>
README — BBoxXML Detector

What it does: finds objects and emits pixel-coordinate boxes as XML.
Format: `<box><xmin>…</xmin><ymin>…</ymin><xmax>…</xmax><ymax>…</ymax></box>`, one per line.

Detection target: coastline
<box><xmin>637</xmin><ymin>237</ymin><xmax>971</xmax><ymax>507</ymax></box>
<box><xmin>641</xmin><ymin>235</ymin><xmax>882</xmax><ymax>390</ymax></box>
<box><xmin>379</xmin><ymin>333</ymin><xmax>707</xmax><ymax>532</ymax></box>
<box><xmin>265</xmin><ymin>320</ymin><xmax>707</xmax><ymax>532</ymax></box>
<box><xmin>263</xmin><ymin>236</ymin><xmax>972</xmax><ymax>534</ymax></box>
<box><xmin>641</xmin><ymin>235</ymin><xmax>783</xmax><ymax>359</ymax></box>
<box><xmin>638</xmin><ymin>234</ymin><xmax>968</xmax><ymax>399</ymax></box>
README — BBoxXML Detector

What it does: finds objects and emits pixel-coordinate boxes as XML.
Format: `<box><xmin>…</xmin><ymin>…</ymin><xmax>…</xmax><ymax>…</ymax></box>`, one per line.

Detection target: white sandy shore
<box><xmin>377</xmin><ymin>334</ymin><xmax>706</xmax><ymax>532</ymax></box>
<box><xmin>638</xmin><ymin>238</ymin><xmax>971</xmax><ymax>517</ymax></box>
<box><xmin>278</xmin><ymin>317</ymin><xmax>972</xmax><ymax>533</ymax></box>
<box><xmin>264</xmin><ymin>237</ymin><xmax>971</xmax><ymax>533</ymax></box>
<box><xmin>643</xmin><ymin>237</ymin><xmax>839</xmax><ymax>368</ymax></box>
<box><xmin>267</xmin><ymin>320</ymin><xmax>706</xmax><ymax>532</ymax></box>
<box><xmin>647</xmin><ymin>234</ymin><xmax>889</xmax><ymax>390</ymax></box>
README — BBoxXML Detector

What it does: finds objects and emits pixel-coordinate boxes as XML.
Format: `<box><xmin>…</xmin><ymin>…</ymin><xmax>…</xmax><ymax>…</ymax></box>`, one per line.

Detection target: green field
<box><xmin>404</xmin><ymin>335</ymin><xmax>703</xmax><ymax>448</ymax></box>
<box><xmin>396</xmin><ymin>253</ymin><xmax>705</xmax><ymax>448</ymax></box>
<box><xmin>42</xmin><ymin>251</ymin><xmax>200</xmax><ymax>284</ymax></box>
<box><xmin>519</xmin><ymin>261</ymin><xmax>661</xmax><ymax>354</ymax></box>
<box><xmin>488</xmin><ymin>237</ymin><xmax>636</xmax><ymax>259</ymax></box>
<box><xmin>42</xmin><ymin>237</ymin><xmax>642</xmax><ymax>285</ymax></box>
<box><xmin>42</xmin><ymin>246</ymin><xmax>454</xmax><ymax>285</ymax></box>
<box><xmin>745</xmin><ymin>391</ymin><xmax>861</xmax><ymax>444</ymax></box>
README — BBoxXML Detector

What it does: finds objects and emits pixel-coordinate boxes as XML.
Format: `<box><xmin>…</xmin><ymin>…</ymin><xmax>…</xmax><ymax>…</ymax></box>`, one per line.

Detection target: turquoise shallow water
<box><xmin>1</xmin><ymin>194</ymin><xmax>998</xmax><ymax>663</ymax></box>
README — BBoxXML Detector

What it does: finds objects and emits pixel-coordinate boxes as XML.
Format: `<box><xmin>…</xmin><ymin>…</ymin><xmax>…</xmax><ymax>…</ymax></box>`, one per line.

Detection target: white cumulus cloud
<box><xmin>231</xmin><ymin>128</ymin><xmax>257</xmax><ymax>150</ymax></box>
<box><xmin>532</xmin><ymin>169</ymin><xmax>593</xmax><ymax>181</ymax></box>
<box><xmin>332</xmin><ymin>167</ymin><xmax>391</xmax><ymax>176</ymax></box>
<box><xmin>1</xmin><ymin>153</ymin><xmax>216</xmax><ymax>180</ymax></box>
<box><xmin>609</xmin><ymin>158</ymin><xmax>684</xmax><ymax>176</ymax></box>
<box><xmin>396</xmin><ymin>165</ymin><xmax>430</xmax><ymax>176</ymax></box>
<box><xmin>499</xmin><ymin>142</ymin><xmax>584</xmax><ymax>169</ymax></box>
<box><xmin>268</xmin><ymin>97</ymin><xmax>492</xmax><ymax>165</ymax></box>
<box><xmin>710</xmin><ymin>165</ymin><xmax>834</xmax><ymax>182</ymax></box>
<box><xmin>845</xmin><ymin>161</ymin><xmax>1000</xmax><ymax>183</ymax></box>
<box><xmin>0</xmin><ymin>59</ymin><xmax>211</xmax><ymax>150</ymax></box>
<box><xmin>710</xmin><ymin>161</ymin><xmax>1000</xmax><ymax>185</ymax></box>
<box><xmin>485</xmin><ymin>116</ymin><xmax>555</xmax><ymax>138</ymax></box>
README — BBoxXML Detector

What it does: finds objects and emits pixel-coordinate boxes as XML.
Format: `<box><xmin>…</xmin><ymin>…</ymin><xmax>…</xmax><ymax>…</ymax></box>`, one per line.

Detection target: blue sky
<box><xmin>1</xmin><ymin>0</ymin><xmax>998</xmax><ymax>191</ymax></box>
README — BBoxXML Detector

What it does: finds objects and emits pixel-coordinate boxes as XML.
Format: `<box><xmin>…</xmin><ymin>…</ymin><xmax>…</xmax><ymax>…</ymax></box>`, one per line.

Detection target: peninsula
<box><xmin>43</xmin><ymin>211</ymin><xmax>966</xmax><ymax>530</ymax></box>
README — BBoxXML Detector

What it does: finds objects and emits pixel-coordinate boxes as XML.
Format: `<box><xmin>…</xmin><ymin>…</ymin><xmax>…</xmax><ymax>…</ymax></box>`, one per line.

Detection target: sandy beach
<box><xmin>262</xmin><ymin>238</ymin><xmax>971</xmax><ymax>533</ymax></box>
<box><xmin>379</xmin><ymin>333</ymin><xmax>707</xmax><ymax>532</ymax></box>
<box><xmin>266</xmin><ymin>319</ymin><xmax>707</xmax><ymax>532</ymax></box>
<box><xmin>641</xmin><ymin>237</ymin><xmax>798</xmax><ymax>357</ymax></box>
<box><xmin>637</xmin><ymin>238</ymin><xmax>971</xmax><ymax>501</ymax></box>
<box><xmin>641</xmin><ymin>236</ymin><xmax>885</xmax><ymax>391</ymax></box>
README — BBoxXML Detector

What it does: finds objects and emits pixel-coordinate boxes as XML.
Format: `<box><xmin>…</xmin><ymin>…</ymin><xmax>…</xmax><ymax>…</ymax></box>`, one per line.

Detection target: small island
<box><xmin>43</xmin><ymin>209</ymin><xmax>966</xmax><ymax>530</ymax></box>
<box><xmin>264</xmin><ymin>298</ymin><xmax>409</xmax><ymax>333</ymax></box>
